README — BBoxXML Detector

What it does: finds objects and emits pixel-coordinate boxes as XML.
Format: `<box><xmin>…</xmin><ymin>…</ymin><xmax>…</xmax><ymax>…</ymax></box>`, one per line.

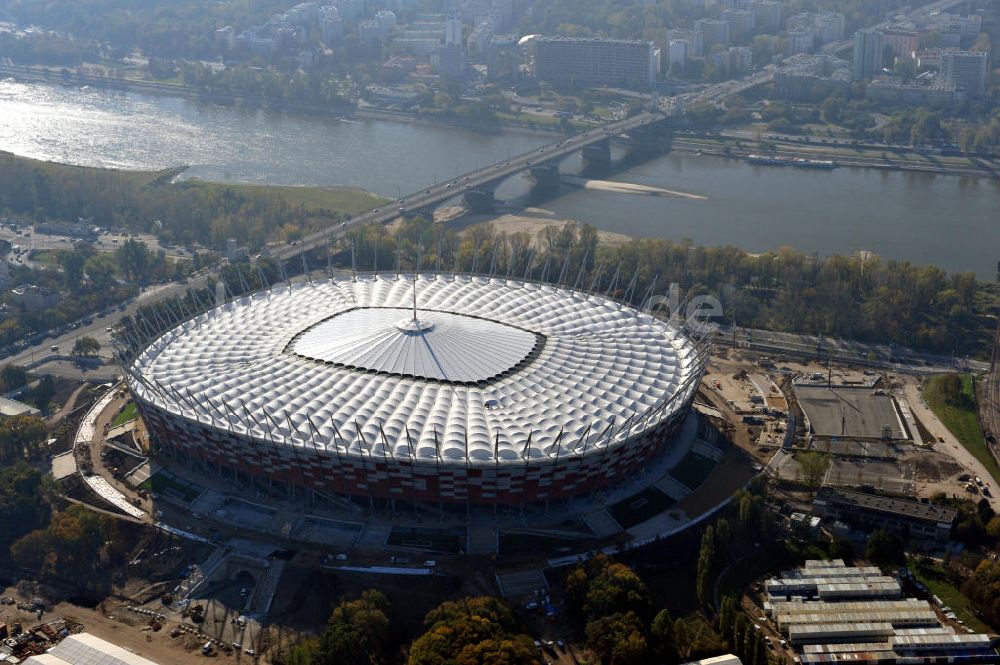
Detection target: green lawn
<box><xmin>609</xmin><ymin>487</ymin><xmax>676</xmax><ymax>528</ymax></box>
<box><xmin>912</xmin><ymin>561</ymin><xmax>992</xmax><ymax>634</ymax></box>
<box><xmin>28</xmin><ymin>249</ymin><xmax>60</xmax><ymax>267</ymax></box>
<box><xmin>138</xmin><ymin>471</ymin><xmax>201</xmax><ymax>503</ymax></box>
<box><xmin>110</xmin><ymin>401</ymin><xmax>138</xmax><ymax>428</ymax></box>
<box><xmin>924</xmin><ymin>374</ymin><xmax>998</xmax><ymax>484</ymax></box>
<box><xmin>182</xmin><ymin>180</ymin><xmax>387</xmax><ymax>215</ymax></box>
<box><xmin>670</xmin><ymin>451</ymin><xmax>718</xmax><ymax>491</ymax></box>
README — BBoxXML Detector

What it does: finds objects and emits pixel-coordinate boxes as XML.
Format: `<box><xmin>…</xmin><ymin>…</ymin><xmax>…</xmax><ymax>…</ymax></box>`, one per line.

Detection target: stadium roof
<box><xmin>25</xmin><ymin>633</ymin><xmax>160</xmax><ymax>665</ymax></box>
<box><xmin>130</xmin><ymin>274</ymin><xmax>701</xmax><ymax>464</ymax></box>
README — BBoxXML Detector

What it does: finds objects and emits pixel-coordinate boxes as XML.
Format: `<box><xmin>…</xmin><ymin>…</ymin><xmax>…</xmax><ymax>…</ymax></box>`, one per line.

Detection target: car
<box><xmin>372</xmin><ymin>208</ymin><xmax>379</xmax><ymax>213</ymax></box>
<box><xmin>556</xmin><ymin>639</ymin><xmax>565</xmax><ymax>651</ymax></box>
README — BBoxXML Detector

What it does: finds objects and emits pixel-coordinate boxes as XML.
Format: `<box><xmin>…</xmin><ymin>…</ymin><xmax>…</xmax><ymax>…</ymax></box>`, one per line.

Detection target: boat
<box><xmin>745</xmin><ymin>154</ymin><xmax>791</xmax><ymax>166</ymax></box>
<box><xmin>791</xmin><ymin>157</ymin><xmax>837</xmax><ymax>169</ymax></box>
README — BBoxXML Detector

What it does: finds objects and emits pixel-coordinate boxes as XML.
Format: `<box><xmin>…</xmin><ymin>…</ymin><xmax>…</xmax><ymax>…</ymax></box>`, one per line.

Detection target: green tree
<box><xmin>0</xmin><ymin>414</ymin><xmax>48</xmax><ymax>462</ymax></box>
<box><xmin>585</xmin><ymin>611</ymin><xmax>648</xmax><ymax>665</ymax></box>
<box><xmin>313</xmin><ymin>590</ymin><xmax>390</xmax><ymax>665</ymax></box>
<box><xmin>797</xmin><ymin>451</ymin><xmax>830</xmax><ymax>488</ymax></box>
<box><xmin>866</xmin><ymin>527</ymin><xmax>906</xmax><ymax>567</ymax></box>
<box><xmin>0</xmin><ymin>463</ymin><xmax>50</xmax><ymax>552</ymax></box>
<box><xmin>72</xmin><ymin>336</ymin><xmax>101</xmax><ymax>356</ymax></box>
<box><xmin>0</xmin><ymin>364</ymin><xmax>28</xmax><ymax>392</ymax></box>
<box><xmin>408</xmin><ymin>597</ymin><xmax>539</xmax><ymax>665</ymax></box>
<box><xmin>116</xmin><ymin>238</ymin><xmax>153</xmax><ymax>283</ymax></box>
<box><xmin>696</xmin><ymin>525</ymin><xmax>716</xmax><ymax>608</ymax></box>
<box><xmin>84</xmin><ymin>253</ymin><xmax>118</xmax><ymax>290</ymax></box>
<box><xmin>651</xmin><ymin>609</ymin><xmax>678</xmax><ymax>664</ymax></box>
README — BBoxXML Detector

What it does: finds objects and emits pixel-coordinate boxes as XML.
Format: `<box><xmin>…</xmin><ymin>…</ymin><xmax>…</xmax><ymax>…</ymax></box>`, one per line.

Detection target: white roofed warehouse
<box><xmin>123</xmin><ymin>273</ymin><xmax>706</xmax><ymax>506</ymax></box>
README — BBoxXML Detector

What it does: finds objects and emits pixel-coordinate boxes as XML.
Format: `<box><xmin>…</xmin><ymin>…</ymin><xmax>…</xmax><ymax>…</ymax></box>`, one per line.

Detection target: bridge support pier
<box><xmin>529</xmin><ymin>164</ymin><xmax>561</xmax><ymax>190</ymax></box>
<box><xmin>463</xmin><ymin>188</ymin><xmax>497</xmax><ymax>213</ymax></box>
<box><xmin>582</xmin><ymin>139</ymin><xmax>612</xmax><ymax>165</ymax></box>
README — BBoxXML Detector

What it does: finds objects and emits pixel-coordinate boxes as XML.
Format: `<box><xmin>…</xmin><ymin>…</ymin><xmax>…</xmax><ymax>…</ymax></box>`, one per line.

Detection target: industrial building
<box><xmin>764</xmin><ymin>561</ymin><xmax>997</xmax><ymax>664</ymax></box>
<box><xmin>23</xmin><ymin>633</ymin><xmax>160</xmax><ymax>665</ymax></box>
<box><xmin>813</xmin><ymin>489</ymin><xmax>957</xmax><ymax>543</ymax></box>
<box><xmin>523</xmin><ymin>36</ymin><xmax>659</xmax><ymax>89</ymax></box>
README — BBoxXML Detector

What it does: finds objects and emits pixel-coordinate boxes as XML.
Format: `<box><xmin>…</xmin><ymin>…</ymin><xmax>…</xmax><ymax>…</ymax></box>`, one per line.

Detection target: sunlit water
<box><xmin>1</xmin><ymin>79</ymin><xmax>997</xmax><ymax>277</ymax></box>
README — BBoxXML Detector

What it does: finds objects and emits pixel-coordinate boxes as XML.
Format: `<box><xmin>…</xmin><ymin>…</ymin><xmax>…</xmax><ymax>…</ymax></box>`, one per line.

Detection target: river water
<box><xmin>1</xmin><ymin>79</ymin><xmax>997</xmax><ymax>278</ymax></box>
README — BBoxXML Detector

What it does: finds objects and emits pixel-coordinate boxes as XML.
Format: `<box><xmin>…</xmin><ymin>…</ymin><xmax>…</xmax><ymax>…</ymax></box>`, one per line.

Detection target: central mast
<box><xmin>412</xmin><ymin>272</ymin><xmax>418</xmax><ymax>322</ymax></box>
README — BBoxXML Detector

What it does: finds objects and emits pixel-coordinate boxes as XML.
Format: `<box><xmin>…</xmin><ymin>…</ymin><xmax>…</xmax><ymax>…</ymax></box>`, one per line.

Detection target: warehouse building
<box><xmin>812</xmin><ymin>489</ymin><xmax>957</xmax><ymax>543</ymax></box>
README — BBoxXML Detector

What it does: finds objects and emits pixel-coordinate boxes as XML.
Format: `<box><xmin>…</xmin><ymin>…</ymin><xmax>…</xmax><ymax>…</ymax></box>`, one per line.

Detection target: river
<box><xmin>1</xmin><ymin>78</ymin><xmax>997</xmax><ymax>279</ymax></box>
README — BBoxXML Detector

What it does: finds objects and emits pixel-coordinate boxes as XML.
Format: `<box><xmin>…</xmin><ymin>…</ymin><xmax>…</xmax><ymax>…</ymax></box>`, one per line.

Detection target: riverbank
<box><xmin>668</xmin><ymin>134</ymin><xmax>1000</xmax><ymax>179</ymax></box>
<box><xmin>0</xmin><ymin>63</ymin><xmax>566</xmax><ymax>138</ymax></box>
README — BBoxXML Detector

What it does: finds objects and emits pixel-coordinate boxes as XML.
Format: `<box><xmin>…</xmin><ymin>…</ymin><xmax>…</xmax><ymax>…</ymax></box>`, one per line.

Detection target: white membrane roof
<box><xmin>131</xmin><ymin>274</ymin><xmax>700</xmax><ymax>464</ymax></box>
<box><xmin>291</xmin><ymin>306</ymin><xmax>539</xmax><ymax>383</ymax></box>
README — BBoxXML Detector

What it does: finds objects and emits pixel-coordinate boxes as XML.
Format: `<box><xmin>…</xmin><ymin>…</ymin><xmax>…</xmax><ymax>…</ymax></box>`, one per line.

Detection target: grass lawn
<box><xmin>912</xmin><ymin>561</ymin><xmax>992</xmax><ymax>633</ymax></box>
<box><xmin>184</xmin><ymin>180</ymin><xmax>387</xmax><ymax>215</ymax></box>
<box><xmin>609</xmin><ymin>487</ymin><xmax>676</xmax><ymax>528</ymax></box>
<box><xmin>924</xmin><ymin>374</ymin><xmax>998</xmax><ymax>484</ymax></box>
<box><xmin>110</xmin><ymin>401</ymin><xmax>138</xmax><ymax>428</ymax></box>
<box><xmin>28</xmin><ymin>249</ymin><xmax>60</xmax><ymax>267</ymax></box>
<box><xmin>670</xmin><ymin>451</ymin><xmax>718</xmax><ymax>491</ymax></box>
<box><xmin>500</xmin><ymin>532</ymin><xmax>584</xmax><ymax>555</ymax></box>
<box><xmin>138</xmin><ymin>471</ymin><xmax>201</xmax><ymax>503</ymax></box>
<box><xmin>387</xmin><ymin>527</ymin><xmax>464</xmax><ymax>554</ymax></box>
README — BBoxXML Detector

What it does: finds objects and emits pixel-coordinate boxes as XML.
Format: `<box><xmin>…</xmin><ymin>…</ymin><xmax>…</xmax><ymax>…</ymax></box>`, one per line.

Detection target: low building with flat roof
<box><xmin>813</xmin><ymin>488</ymin><xmax>956</xmax><ymax>542</ymax></box>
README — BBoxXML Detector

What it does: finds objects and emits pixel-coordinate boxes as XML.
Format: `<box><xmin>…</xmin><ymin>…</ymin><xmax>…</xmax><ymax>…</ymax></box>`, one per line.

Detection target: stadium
<box><xmin>123</xmin><ymin>273</ymin><xmax>707</xmax><ymax>507</ymax></box>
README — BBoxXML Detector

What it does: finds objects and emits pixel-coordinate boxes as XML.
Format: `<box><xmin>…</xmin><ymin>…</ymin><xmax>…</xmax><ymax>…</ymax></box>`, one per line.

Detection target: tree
<box><xmin>866</xmin><ymin>527</ymin><xmax>905</xmax><ymax>567</ymax></box>
<box><xmin>72</xmin><ymin>336</ymin><xmax>101</xmax><ymax>356</ymax></box>
<box><xmin>310</xmin><ymin>590</ymin><xmax>391</xmax><ymax>665</ymax></box>
<box><xmin>797</xmin><ymin>451</ymin><xmax>830</xmax><ymax>489</ymax></box>
<box><xmin>0</xmin><ymin>364</ymin><xmax>28</xmax><ymax>392</ymax></box>
<box><xmin>0</xmin><ymin>463</ymin><xmax>50</xmax><ymax>552</ymax></box>
<box><xmin>585</xmin><ymin>611</ymin><xmax>648</xmax><ymax>665</ymax></box>
<box><xmin>696</xmin><ymin>525</ymin><xmax>716</xmax><ymax>608</ymax></box>
<box><xmin>408</xmin><ymin>597</ymin><xmax>539</xmax><ymax>665</ymax></box>
<box><xmin>116</xmin><ymin>238</ymin><xmax>153</xmax><ymax>283</ymax></box>
<box><xmin>651</xmin><ymin>609</ymin><xmax>678</xmax><ymax>664</ymax></box>
<box><xmin>829</xmin><ymin>536</ymin><xmax>855</xmax><ymax>564</ymax></box>
<box><xmin>84</xmin><ymin>253</ymin><xmax>118</xmax><ymax>290</ymax></box>
<box><xmin>0</xmin><ymin>414</ymin><xmax>48</xmax><ymax>462</ymax></box>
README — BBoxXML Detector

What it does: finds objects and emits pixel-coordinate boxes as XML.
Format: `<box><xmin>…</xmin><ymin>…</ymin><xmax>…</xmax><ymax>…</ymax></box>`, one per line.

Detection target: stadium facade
<box><xmin>123</xmin><ymin>274</ymin><xmax>707</xmax><ymax>506</ymax></box>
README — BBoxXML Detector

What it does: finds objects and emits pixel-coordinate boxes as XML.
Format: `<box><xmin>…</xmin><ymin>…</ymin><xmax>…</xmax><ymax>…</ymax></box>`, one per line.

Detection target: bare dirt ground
<box><xmin>0</xmin><ymin>584</ymin><xmax>239</xmax><ymax>665</ymax></box>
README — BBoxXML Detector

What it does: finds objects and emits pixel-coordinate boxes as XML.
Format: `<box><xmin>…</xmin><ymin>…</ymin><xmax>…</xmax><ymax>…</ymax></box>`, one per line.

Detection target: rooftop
<box><xmin>815</xmin><ymin>488</ymin><xmax>958</xmax><ymax>524</ymax></box>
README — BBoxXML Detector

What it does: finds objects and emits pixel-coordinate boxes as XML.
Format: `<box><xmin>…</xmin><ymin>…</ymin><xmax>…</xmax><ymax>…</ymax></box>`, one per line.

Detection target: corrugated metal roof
<box><xmin>25</xmin><ymin>633</ymin><xmax>160</xmax><ymax>665</ymax></box>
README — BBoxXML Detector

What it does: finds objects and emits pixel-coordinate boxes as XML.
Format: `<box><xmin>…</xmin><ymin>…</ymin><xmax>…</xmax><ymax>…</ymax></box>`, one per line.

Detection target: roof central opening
<box><xmin>289</xmin><ymin>307</ymin><xmax>543</xmax><ymax>384</ymax></box>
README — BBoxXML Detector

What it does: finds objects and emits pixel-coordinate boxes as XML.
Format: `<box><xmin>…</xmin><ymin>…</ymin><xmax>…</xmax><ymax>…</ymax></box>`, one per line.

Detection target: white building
<box><xmin>941</xmin><ymin>49</ymin><xmax>989</xmax><ymax>97</ymax></box>
<box><xmin>666</xmin><ymin>28</ymin><xmax>703</xmax><ymax>57</ymax></box>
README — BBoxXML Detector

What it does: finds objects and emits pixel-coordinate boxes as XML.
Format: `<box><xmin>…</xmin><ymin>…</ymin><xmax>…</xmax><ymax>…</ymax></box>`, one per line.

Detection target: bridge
<box><xmin>270</xmin><ymin>110</ymin><xmax>667</xmax><ymax>261</ymax></box>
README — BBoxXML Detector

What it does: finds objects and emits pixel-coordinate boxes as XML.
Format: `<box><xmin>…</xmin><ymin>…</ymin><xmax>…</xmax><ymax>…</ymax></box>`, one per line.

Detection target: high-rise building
<box><xmin>666</xmin><ymin>28</ymin><xmax>704</xmax><ymax>57</ymax></box>
<box><xmin>941</xmin><ymin>49</ymin><xmax>989</xmax><ymax>97</ymax></box>
<box><xmin>879</xmin><ymin>28</ymin><xmax>918</xmax><ymax>59</ymax></box>
<box><xmin>695</xmin><ymin>18</ymin><xmax>730</xmax><ymax>48</ymax></box>
<box><xmin>445</xmin><ymin>13</ymin><xmax>463</xmax><ymax>46</ymax></box>
<box><xmin>852</xmin><ymin>27</ymin><xmax>881</xmax><ymax>80</ymax></box>
<box><xmin>668</xmin><ymin>39</ymin><xmax>688</xmax><ymax>69</ymax></box>
<box><xmin>526</xmin><ymin>36</ymin><xmax>658</xmax><ymax>88</ymax></box>
<box><xmin>814</xmin><ymin>12</ymin><xmax>845</xmax><ymax>43</ymax></box>
<box><xmin>787</xmin><ymin>27</ymin><xmax>815</xmax><ymax>54</ymax></box>
<box><xmin>753</xmin><ymin>0</ymin><xmax>783</xmax><ymax>32</ymax></box>
<box><xmin>721</xmin><ymin>8</ymin><xmax>755</xmax><ymax>39</ymax></box>
<box><xmin>434</xmin><ymin>44</ymin><xmax>466</xmax><ymax>79</ymax></box>
<box><xmin>319</xmin><ymin>6</ymin><xmax>343</xmax><ymax>44</ymax></box>
<box><xmin>720</xmin><ymin>0</ymin><xmax>752</xmax><ymax>9</ymax></box>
